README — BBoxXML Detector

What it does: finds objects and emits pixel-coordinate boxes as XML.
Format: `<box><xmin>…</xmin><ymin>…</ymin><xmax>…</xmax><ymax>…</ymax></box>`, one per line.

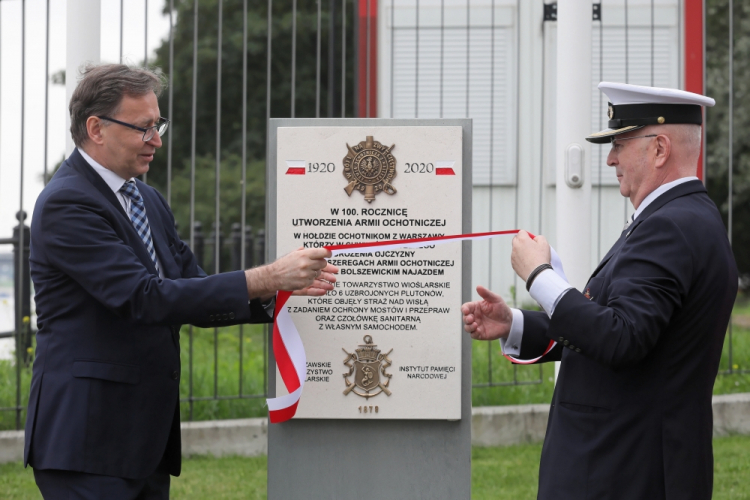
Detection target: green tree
<box><xmin>147</xmin><ymin>0</ymin><xmax>355</xmax><ymax>268</ymax></box>
<box><xmin>706</xmin><ymin>0</ymin><xmax>750</xmax><ymax>280</ymax></box>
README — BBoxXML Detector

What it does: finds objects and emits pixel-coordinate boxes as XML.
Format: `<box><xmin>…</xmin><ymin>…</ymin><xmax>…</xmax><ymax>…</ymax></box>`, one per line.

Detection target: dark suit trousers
<box><xmin>33</xmin><ymin>467</ymin><xmax>170</xmax><ymax>500</ymax></box>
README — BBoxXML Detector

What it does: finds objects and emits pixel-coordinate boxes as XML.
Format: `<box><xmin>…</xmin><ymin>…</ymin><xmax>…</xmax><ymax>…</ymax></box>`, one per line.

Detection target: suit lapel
<box><xmin>67</xmin><ymin>149</ymin><xmax>130</xmax><ymax>220</ymax></box>
<box><xmin>590</xmin><ymin>231</ymin><xmax>628</xmax><ymax>278</ymax></box>
<box><xmin>67</xmin><ymin>149</ymin><xmax>161</xmax><ymax>276</ymax></box>
<box><xmin>588</xmin><ymin>180</ymin><xmax>706</xmax><ymax>280</ymax></box>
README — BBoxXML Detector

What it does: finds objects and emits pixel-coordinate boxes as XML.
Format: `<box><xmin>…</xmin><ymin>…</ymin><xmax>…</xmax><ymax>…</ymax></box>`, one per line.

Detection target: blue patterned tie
<box><xmin>120</xmin><ymin>181</ymin><xmax>160</xmax><ymax>273</ymax></box>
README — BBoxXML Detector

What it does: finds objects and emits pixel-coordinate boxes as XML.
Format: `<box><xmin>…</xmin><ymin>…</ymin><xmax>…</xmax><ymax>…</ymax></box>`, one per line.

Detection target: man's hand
<box><xmin>245</xmin><ymin>248</ymin><xmax>339</xmax><ymax>299</ymax></box>
<box><xmin>511</xmin><ymin>230</ymin><xmax>551</xmax><ymax>281</ymax></box>
<box><xmin>461</xmin><ymin>286</ymin><xmax>513</xmax><ymax>341</ymax></box>
<box><xmin>291</xmin><ymin>261</ymin><xmax>338</xmax><ymax>297</ymax></box>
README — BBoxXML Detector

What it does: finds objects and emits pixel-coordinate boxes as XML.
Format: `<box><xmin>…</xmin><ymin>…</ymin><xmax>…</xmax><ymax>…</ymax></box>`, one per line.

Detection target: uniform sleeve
<box><xmin>518</xmin><ymin>310</ymin><xmax>563</xmax><ymax>362</ymax></box>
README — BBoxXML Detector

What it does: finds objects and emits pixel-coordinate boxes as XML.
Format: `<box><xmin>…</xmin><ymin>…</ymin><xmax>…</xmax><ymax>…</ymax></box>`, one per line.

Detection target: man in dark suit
<box><xmin>26</xmin><ymin>64</ymin><xmax>337</xmax><ymax>499</ymax></box>
<box><xmin>462</xmin><ymin>82</ymin><xmax>738</xmax><ymax>499</ymax></box>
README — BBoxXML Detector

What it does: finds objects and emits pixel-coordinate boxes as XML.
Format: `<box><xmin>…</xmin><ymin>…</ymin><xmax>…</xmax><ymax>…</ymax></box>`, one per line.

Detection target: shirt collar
<box><xmin>78</xmin><ymin>147</ymin><xmax>133</xmax><ymax>194</ymax></box>
<box><xmin>633</xmin><ymin>176</ymin><xmax>699</xmax><ymax>221</ymax></box>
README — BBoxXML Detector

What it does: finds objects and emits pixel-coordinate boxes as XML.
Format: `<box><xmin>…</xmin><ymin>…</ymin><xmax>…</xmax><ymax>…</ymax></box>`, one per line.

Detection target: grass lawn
<box><xmin>2</xmin><ymin>436</ymin><xmax>749</xmax><ymax>499</ymax></box>
<box><xmin>177</xmin><ymin>324</ymin><xmax>269</xmax><ymax>423</ymax></box>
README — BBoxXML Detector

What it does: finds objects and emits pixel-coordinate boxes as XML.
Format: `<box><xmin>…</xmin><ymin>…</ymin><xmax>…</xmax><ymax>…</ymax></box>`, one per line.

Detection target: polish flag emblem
<box><xmin>285</xmin><ymin>160</ymin><xmax>306</xmax><ymax>175</ymax></box>
<box><xmin>435</xmin><ymin>160</ymin><xmax>456</xmax><ymax>175</ymax></box>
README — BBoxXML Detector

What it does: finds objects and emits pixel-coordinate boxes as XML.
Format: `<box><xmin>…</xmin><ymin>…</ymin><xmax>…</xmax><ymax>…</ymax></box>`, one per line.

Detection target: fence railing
<box><xmin>1</xmin><ymin>0</ymin><xmax>748</xmax><ymax>432</ymax></box>
<box><xmin>0</xmin><ymin>211</ymin><xmax>32</xmax><ymax>430</ymax></box>
<box><xmin>176</xmin><ymin>222</ymin><xmax>269</xmax><ymax>422</ymax></box>
<box><xmin>0</xmin><ymin>210</ymin><xmax>551</xmax><ymax>430</ymax></box>
<box><xmin>3</xmin><ymin>214</ymin><xmax>746</xmax><ymax>430</ymax></box>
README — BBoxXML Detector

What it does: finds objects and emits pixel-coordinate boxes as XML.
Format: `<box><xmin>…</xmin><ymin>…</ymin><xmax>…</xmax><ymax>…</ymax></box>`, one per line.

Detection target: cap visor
<box><xmin>585</xmin><ymin>125</ymin><xmax>644</xmax><ymax>144</ymax></box>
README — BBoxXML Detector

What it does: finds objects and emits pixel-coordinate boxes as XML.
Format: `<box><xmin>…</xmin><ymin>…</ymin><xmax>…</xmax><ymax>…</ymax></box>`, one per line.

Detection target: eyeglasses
<box><xmin>610</xmin><ymin>134</ymin><xmax>657</xmax><ymax>153</ymax></box>
<box><xmin>98</xmin><ymin>116</ymin><xmax>170</xmax><ymax>142</ymax></box>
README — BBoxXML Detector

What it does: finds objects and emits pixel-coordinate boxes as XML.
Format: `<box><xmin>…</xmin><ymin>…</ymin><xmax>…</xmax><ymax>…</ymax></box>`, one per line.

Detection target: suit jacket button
<box><xmin>575</xmin><ymin>348</ymin><xmax>581</xmax><ymax>353</ymax></box>
<box><xmin>223</xmin><ymin>313</ymin><xmax>229</xmax><ymax>321</ymax></box>
<box><xmin>563</xmin><ymin>340</ymin><xmax>569</xmax><ymax>346</ymax></box>
<box><xmin>209</xmin><ymin>315</ymin><xmax>215</xmax><ymax>322</ymax></box>
<box><xmin>172</xmin><ymin>370</ymin><xmax>179</xmax><ymax>380</ymax></box>
<box><xmin>568</xmin><ymin>345</ymin><xmax>575</xmax><ymax>350</ymax></box>
<box><xmin>229</xmin><ymin>312</ymin><xmax>235</xmax><ymax>320</ymax></box>
<box><xmin>558</xmin><ymin>337</ymin><xmax>564</xmax><ymax>342</ymax></box>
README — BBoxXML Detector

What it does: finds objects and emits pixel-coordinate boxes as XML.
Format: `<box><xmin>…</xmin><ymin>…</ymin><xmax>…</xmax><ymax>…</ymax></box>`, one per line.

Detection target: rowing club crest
<box><xmin>342</xmin><ymin>135</ymin><xmax>397</xmax><ymax>203</ymax></box>
<box><xmin>342</xmin><ymin>335</ymin><xmax>393</xmax><ymax>399</ymax></box>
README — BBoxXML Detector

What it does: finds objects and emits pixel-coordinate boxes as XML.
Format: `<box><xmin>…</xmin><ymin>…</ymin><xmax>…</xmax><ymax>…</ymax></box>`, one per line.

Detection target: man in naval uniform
<box><xmin>461</xmin><ymin>82</ymin><xmax>737</xmax><ymax>499</ymax></box>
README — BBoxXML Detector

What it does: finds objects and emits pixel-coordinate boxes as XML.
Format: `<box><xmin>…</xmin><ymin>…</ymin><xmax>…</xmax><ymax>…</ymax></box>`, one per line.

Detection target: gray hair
<box><xmin>664</xmin><ymin>124</ymin><xmax>702</xmax><ymax>162</ymax></box>
<box><xmin>69</xmin><ymin>64</ymin><xmax>167</xmax><ymax>148</ymax></box>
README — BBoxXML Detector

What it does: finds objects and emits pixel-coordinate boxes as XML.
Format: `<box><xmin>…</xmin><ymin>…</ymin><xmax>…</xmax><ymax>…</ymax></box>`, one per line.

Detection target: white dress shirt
<box><xmin>500</xmin><ymin>176</ymin><xmax>699</xmax><ymax>356</ymax></box>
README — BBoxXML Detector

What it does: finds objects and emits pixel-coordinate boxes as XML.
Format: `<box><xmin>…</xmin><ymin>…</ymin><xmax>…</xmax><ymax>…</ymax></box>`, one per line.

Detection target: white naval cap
<box><xmin>586</xmin><ymin>82</ymin><xmax>716</xmax><ymax>144</ymax></box>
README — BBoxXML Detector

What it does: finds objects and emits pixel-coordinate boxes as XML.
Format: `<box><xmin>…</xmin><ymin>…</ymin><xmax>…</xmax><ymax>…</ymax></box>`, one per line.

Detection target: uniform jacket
<box><xmin>25</xmin><ymin>148</ymin><xmax>272</xmax><ymax>478</ymax></box>
<box><xmin>520</xmin><ymin>180</ymin><xmax>737</xmax><ymax>499</ymax></box>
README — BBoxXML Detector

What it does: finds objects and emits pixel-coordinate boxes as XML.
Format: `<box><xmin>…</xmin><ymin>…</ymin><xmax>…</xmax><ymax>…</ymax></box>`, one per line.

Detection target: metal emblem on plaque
<box><xmin>342</xmin><ymin>135</ymin><xmax>397</xmax><ymax>203</ymax></box>
<box><xmin>342</xmin><ymin>335</ymin><xmax>393</xmax><ymax>399</ymax></box>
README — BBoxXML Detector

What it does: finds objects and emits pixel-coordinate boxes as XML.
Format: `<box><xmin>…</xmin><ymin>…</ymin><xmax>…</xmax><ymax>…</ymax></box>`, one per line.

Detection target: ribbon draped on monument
<box><xmin>266</xmin><ymin>230</ymin><xmax>567</xmax><ymax>423</ymax></box>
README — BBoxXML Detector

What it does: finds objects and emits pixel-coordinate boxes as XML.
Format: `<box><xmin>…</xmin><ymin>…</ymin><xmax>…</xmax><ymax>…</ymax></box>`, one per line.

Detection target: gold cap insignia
<box><xmin>607</xmin><ymin>105</ymin><xmax>614</xmax><ymax>120</ymax></box>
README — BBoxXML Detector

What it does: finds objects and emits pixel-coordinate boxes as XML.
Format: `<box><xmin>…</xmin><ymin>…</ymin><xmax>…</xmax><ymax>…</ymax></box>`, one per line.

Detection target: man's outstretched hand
<box><xmin>291</xmin><ymin>260</ymin><xmax>338</xmax><ymax>297</ymax></box>
<box><xmin>245</xmin><ymin>248</ymin><xmax>339</xmax><ymax>299</ymax></box>
<box><xmin>461</xmin><ymin>286</ymin><xmax>513</xmax><ymax>341</ymax></box>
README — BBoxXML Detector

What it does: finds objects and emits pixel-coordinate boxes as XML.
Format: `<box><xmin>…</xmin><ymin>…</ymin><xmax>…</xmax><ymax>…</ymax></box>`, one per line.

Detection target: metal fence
<box><xmin>0</xmin><ymin>0</ymin><xmax>747</xmax><ymax>430</ymax></box>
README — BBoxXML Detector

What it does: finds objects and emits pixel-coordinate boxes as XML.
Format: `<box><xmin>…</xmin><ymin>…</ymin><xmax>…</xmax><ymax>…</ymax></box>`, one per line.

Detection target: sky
<box><xmin>0</xmin><ymin>0</ymin><xmax>173</xmax><ymax>243</ymax></box>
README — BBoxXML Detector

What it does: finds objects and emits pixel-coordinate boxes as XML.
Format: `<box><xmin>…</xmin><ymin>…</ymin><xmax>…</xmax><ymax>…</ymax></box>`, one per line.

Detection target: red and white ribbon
<box><xmin>266</xmin><ymin>289</ymin><xmax>305</xmax><ymax>423</ymax></box>
<box><xmin>266</xmin><ymin>230</ymin><xmax>567</xmax><ymax>423</ymax></box>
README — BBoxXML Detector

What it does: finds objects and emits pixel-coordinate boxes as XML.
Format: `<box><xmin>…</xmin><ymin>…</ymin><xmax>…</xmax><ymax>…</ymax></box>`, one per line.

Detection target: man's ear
<box><xmin>86</xmin><ymin>116</ymin><xmax>105</xmax><ymax>146</ymax></box>
<box><xmin>654</xmin><ymin>134</ymin><xmax>671</xmax><ymax>169</ymax></box>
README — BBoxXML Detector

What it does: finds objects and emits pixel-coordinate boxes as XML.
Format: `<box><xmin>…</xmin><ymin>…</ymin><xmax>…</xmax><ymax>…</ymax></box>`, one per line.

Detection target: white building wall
<box><xmin>379</xmin><ymin>0</ymin><xmax>681</xmax><ymax>306</ymax></box>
